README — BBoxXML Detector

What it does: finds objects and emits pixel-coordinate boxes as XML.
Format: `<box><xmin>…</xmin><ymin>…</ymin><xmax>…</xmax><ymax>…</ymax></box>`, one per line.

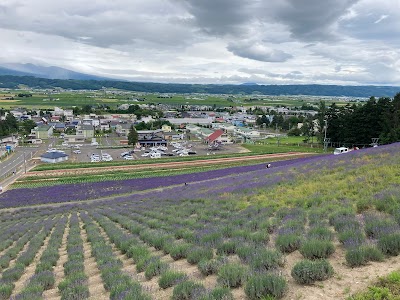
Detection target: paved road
<box><xmin>0</xmin><ymin>147</ymin><xmax>41</xmax><ymax>191</ymax></box>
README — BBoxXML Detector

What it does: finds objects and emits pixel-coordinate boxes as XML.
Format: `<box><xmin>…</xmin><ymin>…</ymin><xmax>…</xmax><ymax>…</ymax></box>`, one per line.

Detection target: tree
<box><xmin>316</xmin><ymin>101</ymin><xmax>327</xmax><ymax>143</ymax></box>
<box><xmin>21</xmin><ymin>119</ymin><xmax>36</xmax><ymax>136</ymax></box>
<box><xmin>128</xmin><ymin>125</ymin><xmax>138</xmax><ymax>148</ymax></box>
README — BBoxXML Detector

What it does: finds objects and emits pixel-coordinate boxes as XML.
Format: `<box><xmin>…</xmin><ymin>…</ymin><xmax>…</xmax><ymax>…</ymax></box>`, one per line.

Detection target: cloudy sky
<box><xmin>1</xmin><ymin>0</ymin><xmax>399</xmax><ymax>85</ymax></box>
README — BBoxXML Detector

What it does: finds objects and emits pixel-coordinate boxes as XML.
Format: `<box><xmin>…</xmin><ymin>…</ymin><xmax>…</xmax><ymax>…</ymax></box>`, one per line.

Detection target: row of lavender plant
<box><xmin>15</xmin><ymin>216</ymin><xmax>68</xmax><ymax>299</ymax></box>
<box><xmin>0</xmin><ymin>217</ymin><xmax>48</xmax><ymax>274</ymax></box>
<box><xmin>114</xmin><ymin>199</ymin><xmax>335</xmax><ymax>288</ymax></box>
<box><xmin>91</xmin><ymin>210</ymin><xmax>232</xmax><ymax>298</ymax></box>
<box><xmin>328</xmin><ymin>208</ymin><xmax>382</xmax><ymax>268</ymax></box>
<box><xmin>99</xmin><ymin>204</ymin><xmax>288</xmax><ymax>299</ymax></box>
<box><xmin>58</xmin><ymin>213</ymin><xmax>89</xmax><ymax>300</ymax></box>
<box><xmin>0</xmin><ymin>155</ymin><xmax>329</xmax><ymax>208</ymax></box>
<box><xmin>274</xmin><ymin>208</ymin><xmax>306</xmax><ymax>253</ymax></box>
<box><xmin>91</xmin><ymin>211</ymin><xmax>174</xmax><ymax>283</ymax></box>
<box><xmin>80</xmin><ymin>212</ymin><xmax>151</xmax><ymax>300</ymax></box>
<box><xmin>0</xmin><ymin>217</ymin><xmax>56</xmax><ymax>300</ymax></box>
<box><xmin>0</xmin><ymin>219</ymin><xmax>36</xmax><ymax>255</ymax></box>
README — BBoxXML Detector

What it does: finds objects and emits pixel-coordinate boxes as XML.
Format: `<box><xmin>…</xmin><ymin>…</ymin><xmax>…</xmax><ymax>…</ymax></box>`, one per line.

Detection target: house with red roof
<box><xmin>204</xmin><ymin>129</ymin><xmax>233</xmax><ymax>145</ymax></box>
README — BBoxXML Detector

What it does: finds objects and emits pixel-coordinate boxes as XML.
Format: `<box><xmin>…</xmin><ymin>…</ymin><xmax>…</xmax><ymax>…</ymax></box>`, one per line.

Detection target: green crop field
<box><xmin>0</xmin><ymin>88</ymin><xmax>355</xmax><ymax>109</ymax></box>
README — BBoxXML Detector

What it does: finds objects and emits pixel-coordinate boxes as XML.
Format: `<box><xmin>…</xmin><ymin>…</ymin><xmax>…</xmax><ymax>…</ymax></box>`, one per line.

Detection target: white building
<box><xmin>40</xmin><ymin>151</ymin><xmax>69</xmax><ymax>163</ymax></box>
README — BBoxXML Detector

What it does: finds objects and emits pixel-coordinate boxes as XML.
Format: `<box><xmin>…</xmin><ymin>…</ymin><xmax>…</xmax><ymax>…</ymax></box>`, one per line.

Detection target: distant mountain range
<box><xmin>0</xmin><ymin>64</ymin><xmax>399</xmax><ymax>98</ymax></box>
<box><xmin>0</xmin><ymin>63</ymin><xmax>110</xmax><ymax>80</ymax></box>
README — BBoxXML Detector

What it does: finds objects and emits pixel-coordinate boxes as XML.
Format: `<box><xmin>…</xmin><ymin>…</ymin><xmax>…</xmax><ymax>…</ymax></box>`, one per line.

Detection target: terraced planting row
<box><xmin>1</xmin><ymin>198</ymin><xmax>400</xmax><ymax>299</ymax></box>
<box><xmin>0</xmin><ymin>143</ymin><xmax>399</xmax><ymax>299</ymax></box>
<box><xmin>1</xmin><ymin>154</ymin><xmax>324</xmax><ymax>209</ymax></box>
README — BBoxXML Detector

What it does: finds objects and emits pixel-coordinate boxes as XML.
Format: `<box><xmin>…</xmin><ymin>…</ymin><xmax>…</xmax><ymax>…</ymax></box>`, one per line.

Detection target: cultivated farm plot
<box><xmin>1</xmin><ymin>143</ymin><xmax>400</xmax><ymax>299</ymax></box>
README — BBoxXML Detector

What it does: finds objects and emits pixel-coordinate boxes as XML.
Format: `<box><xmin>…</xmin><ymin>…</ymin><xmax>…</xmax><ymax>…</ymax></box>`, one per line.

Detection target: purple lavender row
<box><xmin>0</xmin><ymin>155</ymin><xmax>324</xmax><ymax>208</ymax></box>
<box><xmin>1</xmin><ymin>143</ymin><xmax>399</xmax><ymax>209</ymax></box>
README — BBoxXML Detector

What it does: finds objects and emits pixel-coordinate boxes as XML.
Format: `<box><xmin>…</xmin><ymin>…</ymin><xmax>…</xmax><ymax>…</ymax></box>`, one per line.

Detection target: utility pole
<box><xmin>23</xmin><ymin>151</ymin><xmax>26</xmax><ymax>173</ymax></box>
<box><xmin>323</xmin><ymin>119</ymin><xmax>328</xmax><ymax>152</ymax></box>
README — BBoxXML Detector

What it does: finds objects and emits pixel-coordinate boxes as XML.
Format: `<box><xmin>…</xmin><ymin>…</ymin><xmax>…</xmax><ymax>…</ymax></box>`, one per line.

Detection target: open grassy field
<box><xmin>0</xmin><ymin>143</ymin><xmax>399</xmax><ymax>300</ymax></box>
<box><xmin>1</xmin><ymin>88</ymin><xmax>355</xmax><ymax>109</ymax></box>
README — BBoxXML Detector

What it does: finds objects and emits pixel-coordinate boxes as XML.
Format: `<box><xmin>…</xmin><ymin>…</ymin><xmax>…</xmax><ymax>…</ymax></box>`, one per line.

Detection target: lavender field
<box><xmin>0</xmin><ymin>143</ymin><xmax>399</xmax><ymax>299</ymax></box>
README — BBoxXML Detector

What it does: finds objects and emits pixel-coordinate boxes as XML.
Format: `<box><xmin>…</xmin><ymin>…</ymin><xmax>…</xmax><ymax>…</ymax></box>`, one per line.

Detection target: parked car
<box><xmin>150</xmin><ymin>152</ymin><xmax>161</xmax><ymax>159</ymax></box>
<box><xmin>73</xmin><ymin>150</ymin><xmax>81</xmax><ymax>154</ymax></box>
<box><xmin>124</xmin><ymin>155</ymin><xmax>134</xmax><ymax>160</ymax></box>
<box><xmin>333</xmin><ymin>147</ymin><xmax>351</xmax><ymax>155</ymax></box>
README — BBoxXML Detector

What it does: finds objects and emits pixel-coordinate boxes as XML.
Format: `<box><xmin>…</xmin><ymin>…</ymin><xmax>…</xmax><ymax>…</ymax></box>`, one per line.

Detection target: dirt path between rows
<box><xmin>79</xmin><ymin>217</ymin><xmax>109</xmax><ymax>300</ymax></box>
<box><xmin>11</xmin><ymin>227</ymin><xmax>55</xmax><ymax>297</ymax></box>
<box><xmin>43</xmin><ymin>215</ymin><xmax>70</xmax><ymax>300</ymax></box>
<box><xmin>25</xmin><ymin>152</ymin><xmax>313</xmax><ymax>177</ymax></box>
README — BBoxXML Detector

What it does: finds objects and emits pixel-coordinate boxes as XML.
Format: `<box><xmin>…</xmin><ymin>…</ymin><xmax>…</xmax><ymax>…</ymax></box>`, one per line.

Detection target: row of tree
<box><xmin>323</xmin><ymin>93</ymin><xmax>400</xmax><ymax>146</ymax></box>
<box><xmin>0</xmin><ymin>114</ymin><xmax>19</xmax><ymax>138</ymax></box>
<box><xmin>255</xmin><ymin>92</ymin><xmax>400</xmax><ymax>146</ymax></box>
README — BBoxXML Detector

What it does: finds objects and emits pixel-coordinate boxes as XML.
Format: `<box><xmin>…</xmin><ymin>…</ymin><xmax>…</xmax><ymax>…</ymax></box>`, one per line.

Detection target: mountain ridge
<box><xmin>0</xmin><ymin>63</ymin><xmax>111</xmax><ymax>81</ymax></box>
<box><xmin>0</xmin><ymin>74</ymin><xmax>399</xmax><ymax>98</ymax></box>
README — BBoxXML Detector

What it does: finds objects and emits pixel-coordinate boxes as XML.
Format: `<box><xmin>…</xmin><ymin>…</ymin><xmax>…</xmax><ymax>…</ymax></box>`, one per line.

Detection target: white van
<box><xmin>150</xmin><ymin>152</ymin><xmax>161</xmax><ymax>159</ymax></box>
<box><xmin>334</xmin><ymin>147</ymin><xmax>350</xmax><ymax>155</ymax></box>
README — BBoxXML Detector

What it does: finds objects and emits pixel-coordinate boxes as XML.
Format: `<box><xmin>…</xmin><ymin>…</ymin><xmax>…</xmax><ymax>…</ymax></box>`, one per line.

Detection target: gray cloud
<box><xmin>0</xmin><ymin>0</ymin><xmax>399</xmax><ymax>85</ymax></box>
<box><xmin>0</xmin><ymin>0</ymin><xmax>196</xmax><ymax>48</ymax></box>
<box><xmin>179</xmin><ymin>0</ymin><xmax>254</xmax><ymax>36</ymax></box>
<box><xmin>264</xmin><ymin>0</ymin><xmax>359</xmax><ymax>41</ymax></box>
<box><xmin>228</xmin><ymin>42</ymin><xmax>293</xmax><ymax>62</ymax></box>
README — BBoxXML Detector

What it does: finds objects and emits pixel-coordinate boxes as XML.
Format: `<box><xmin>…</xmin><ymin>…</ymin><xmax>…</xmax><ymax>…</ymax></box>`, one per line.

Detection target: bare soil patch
<box><xmin>80</xmin><ymin>218</ymin><xmax>109</xmax><ymax>300</ymax></box>
<box><xmin>283</xmin><ymin>241</ymin><xmax>400</xmax><ymax>300</ymax></box>
<box><xmin>43</xmin><ymin>215</ymin><xmax>70</xmax><ymax>300</ymax></box>
<box><xmin>11</xmin><ymin>227</ymin><xmax>55</xmax><ymax>297</ymax></box>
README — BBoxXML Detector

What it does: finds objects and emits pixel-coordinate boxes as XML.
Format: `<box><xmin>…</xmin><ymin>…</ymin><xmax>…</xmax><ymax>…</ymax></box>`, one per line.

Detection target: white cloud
<box><xmin>0</xmin><ymin>0</ymin><xmax>398</xmax><ymax>85</ymax></box>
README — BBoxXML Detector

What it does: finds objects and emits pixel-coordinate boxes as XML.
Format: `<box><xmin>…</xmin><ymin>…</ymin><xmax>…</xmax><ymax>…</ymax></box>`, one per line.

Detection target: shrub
<box><xmin>249</xmin><ymin>249</ymin><xmax>284</xmax><ymax>271</ymax></box>
<box><xmin>29</xmin><ymin>270</ymin><xmax>55</xmax><ymax>289</ymax></box>
<box><xmin>200</xmin><ymin>232</ymin><xmax>223</xmax><ymax>247</ymax></box>
<box><xmin>158</xmin><ymin>270</ymin><xmax>188</xmax><ymax>289</ymax></box>
<box><xmin>364</xmin><ymin>217</ymin><xmax>399</xmax><ymax>239</ymax></box>
<box><xmin>299</xmin><ymin>239</ymin><xmax>335</xmax><ymax>259</ymax></box>
<box><xmin>60</xmin><ymin>283</ymin><xmax>90</xmax><ymax>300</ymax></box>
<box><xmin>136</xmin><ymin>256</ymin><xmax>153</xmax><ymax>273</ymax></box>
<box><xmin>217</xmin><ymin>263</ymin><xmax>246</xmax><ymax>288</ymax></box>
<box><xmin>349</xmin><ymin>286</ymin><xmax>391</xmax><ymax>300</ymax></box>
<box><xmin>338</xmin><ymin>230</ymin><xmax>365</xmax><ymax>249</ymax></box>
<box><xmin>244</xmin><ymin>273</ymin><xmax>287</xmax><ymax>300</ymax></box>
<box><xmin>16</xmin><ymin>284</ymin><xmax>43</xmax><ymax>299</ymax></box>
<box><xmin>216</xmin><ymin>241</ymin><xmax>237</xmax><ymax>256</ymax></box>
<box><xmin>169</xmin><ymin>244</ymin><xmax>191</xmax><ymax>260</ymax></box>
<box><xmin>378</xmin><ymin>233</ymin><xmax>400</xmax><ymax>256</ymax></box>
<box><xmin>345</xmin><ymin>248</ymin><xmax>367</xmax><ymax>268</ymax></box>
<box><xmin>198</xmin><ymin>259</ymin><xmax>222</xmax><ymax>276</ymax></box>
<box><xmin>127</xmin><ymin>245</ymin><xmax>150</xmax><ymax>263</ymax></box>
<box><xmin>248</xmin><ymin>231</ymin><xmax>269</xmax><ymax>244</ymax></box>
<box><xmin>63</xmin><ymin>260</ymin><xmax>85</xmax><ymax>276</ymax></box>
<box><xmin>275</xmin><ymin>234</ymin><xmax>302</xmax><ymax>253</ymax></box>
<box><xmin>291</xmin><ymin>259</ymin><xmax>334</xmax><ymax>284</ymax></box>
<box><xmin>236</xmin><ymin>245</ymin><xmax>256</xmax><ymax>263</ymax></box>
<box><xmin>346</xmin><ymin>246</ymin><xmax>384</xmax><ymax>267</ymax></box>
<box><xmin>0</xmin><ymin>282</ymin><xmax>14</xmax><ymax>300</ymax></box>
<box><xmin>172</xmin><ymin>281</ymin><xmax>207</xmax><ymax>300</ymax></box>
<box><xmin>187</xmin><ymin>247</ymin><xmax>213</xmax><ymax>265</ymax></box>
<box><xmin>202</xmin><ymin>287</ymin><xmax>233</xmax><ymax>300</ymax></box>
<box><xmin>307</xmin><ymin>227</ymin><xmax>334</xmax><ymax>241</ymax></box>
<box><xmin>144</xmin><ymin>259</ymin><xmax>169</xmax><ymax>280</ymax></box>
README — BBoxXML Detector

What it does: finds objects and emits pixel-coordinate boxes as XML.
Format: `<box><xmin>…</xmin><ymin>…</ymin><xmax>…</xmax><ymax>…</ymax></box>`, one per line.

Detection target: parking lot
<box><xmin>60</xmin><ymin>140</ymin><xmax>245</xmax><ymax>163</ymax></box>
